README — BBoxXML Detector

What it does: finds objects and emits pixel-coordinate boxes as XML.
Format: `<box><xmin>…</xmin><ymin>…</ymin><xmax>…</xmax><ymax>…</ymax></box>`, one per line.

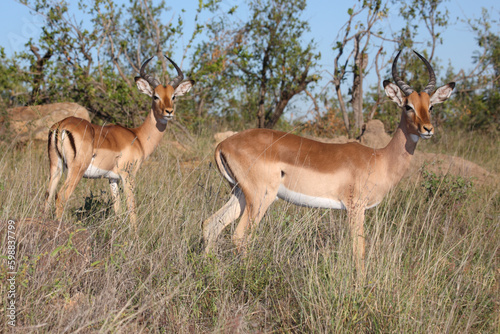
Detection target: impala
<box><xmin>202</xmin><ymin>50</ymin><xmax>455</xmax><ymax>273</ymax></box>
<box><xmin>44</xmin><ymin>56</ymin><xmax>194</xmax><ymax>230</ymax></box>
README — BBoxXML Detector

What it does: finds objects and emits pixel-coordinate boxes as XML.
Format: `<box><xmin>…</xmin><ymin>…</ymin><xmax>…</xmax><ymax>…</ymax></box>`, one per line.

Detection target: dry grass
<box><xmin>0</xmin><ymin>128</ymin><xmax>498</xmax><ymax>333</ymax></box>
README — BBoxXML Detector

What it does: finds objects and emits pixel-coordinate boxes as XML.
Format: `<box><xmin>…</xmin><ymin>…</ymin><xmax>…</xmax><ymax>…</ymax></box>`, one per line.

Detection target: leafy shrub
<box><xmin>420</xmin><ymin>164</ymin><xmax>474</xmax><ymax>207</ymax></box>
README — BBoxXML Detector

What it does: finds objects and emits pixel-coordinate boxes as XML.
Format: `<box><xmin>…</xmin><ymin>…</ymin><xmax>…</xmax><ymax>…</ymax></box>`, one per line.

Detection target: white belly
<box><xmin>277</xmin><ymin>184</ymin><xmax>346</xmax><ymax>210</ymax></box>
<box><xmin>83</xmin><ymin>164</ymin><xmax>120</xmax><ymax>180</ymax></box>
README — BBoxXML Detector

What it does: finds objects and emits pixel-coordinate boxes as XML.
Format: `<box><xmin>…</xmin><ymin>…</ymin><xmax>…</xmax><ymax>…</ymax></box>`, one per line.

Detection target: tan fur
<box><xmin>44</xmin><ymin>75</ymin><xmax>194</xmax><ymax>230</ymax></box>
<box><xmin>203</xmin><ymin>79</ymin><xmax>454</xmax><ymax>275</ymax></box>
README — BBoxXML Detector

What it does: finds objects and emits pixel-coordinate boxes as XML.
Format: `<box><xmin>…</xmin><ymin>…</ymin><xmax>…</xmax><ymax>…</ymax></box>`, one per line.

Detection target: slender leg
<box><xmin>232</xmin><ymin>186</ymin><xmax>277</xmax><ymax>252</ymax></box>
<box><xmin>44</xmin><ymin>157</ymin><xmax>63</xmax><ymax>214</ymax></box>
<box><xmin>348</xmin><ymin>206</ymin><xmax>366</xmax><ymax>276</ymax></box>
<box><xmin>203</xmin><ymin>187</ymin><xmax>246</xmax><ymax>252</ymax></box>
<box><xmin>109</xmin><ymin>179</ymin><xmax>121</xmax><ymax>214</ymax></box>
<box><xmin>55</xmin><ymin>166</ymin><xmax>86</xmax><ymax>219</ymax></box>
<box><xmin>232</xmin><ymin>209</ymin><xmax>251</xmax><ymax>252</ymax></box>
<box><xmin>120</xmin><ymin>174</ymin><xmax>137</xmax><ymax>232</ymax></box>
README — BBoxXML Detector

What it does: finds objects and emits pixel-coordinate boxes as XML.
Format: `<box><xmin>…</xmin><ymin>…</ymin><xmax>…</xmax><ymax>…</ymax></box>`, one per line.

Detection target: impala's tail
<box><xmin>214</xmin><ymin>146</ymin><xmax>237</xmax><ymax>186</ymax></box>
<box><xmin>49</xmin><ymin>124</ymin><xmax>79</xmax><ymax>167</ymax></box>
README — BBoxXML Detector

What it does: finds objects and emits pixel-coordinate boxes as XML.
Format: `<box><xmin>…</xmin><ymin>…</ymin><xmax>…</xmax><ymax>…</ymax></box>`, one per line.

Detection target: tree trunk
<box><xmin>29</xmin><ymin>45</ymin><xmax>52</xmax><ymax>104</ymax></box>
<box><xmin>257</xmin><ymin>46</ymin><xmax>271</xmax><ymax>128</ymax></box>
<box><xmin>197</xmin><ymin>92</ymin><xmax>206</xmax><ymax>118</ymax></box>
<box><xmin>264</xmin><ymin>98</ymin><xmax>287</xmax><ymax>129</ymax></box>
<box><xmin>264</xmin><ymin>71</ymin><xmax>312</xmax><ymax>129</ymax></box>
<box><xmin>336</xmin><ymin>83</ymin><xmax>350</xmax><ymax>136</ymax></box>
<box><xmin>257</xmin><ymin>85</ymin><xmax>267</xmax><ymax>128</ymax></box>
<box><xmin>351</xmin><ymin>35</ymin><xmax>369</xmax><ymax>137</ymax></box>
<box><xmin>351</xmin><ymin>35</ymin><xmax>364</xmax><ymax>137</ymax></box>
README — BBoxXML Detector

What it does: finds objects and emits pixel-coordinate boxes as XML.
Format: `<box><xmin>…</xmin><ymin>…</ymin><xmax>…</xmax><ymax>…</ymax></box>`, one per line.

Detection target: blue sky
<box><xmin>1</xmin><ymin>1</ymin><xmax>498</xmax><ymax>68</ymax></box>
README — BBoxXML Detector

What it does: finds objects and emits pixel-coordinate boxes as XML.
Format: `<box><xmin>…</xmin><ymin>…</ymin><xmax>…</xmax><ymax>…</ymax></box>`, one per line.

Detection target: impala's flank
<box><xmin>44</xmin><ymin>56</ymin><xmax>194</xmax><ymax>230</ymax></box>
<box><xmin>202</xmin><ymin>50</ymin><xmax>455</xmax><ymax>273</ymax></box>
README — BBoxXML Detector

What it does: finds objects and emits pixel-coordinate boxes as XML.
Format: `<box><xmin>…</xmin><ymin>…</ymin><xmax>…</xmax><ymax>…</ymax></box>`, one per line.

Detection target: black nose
<box><xmin>423</xmin><ymin>125</ymin><xmax>433</xmax><ymax>133</ymax></box>
<box><xmin>165</xmin><ymin>109</ymin><xmax>173</xmax><ymax>115</ymax></box>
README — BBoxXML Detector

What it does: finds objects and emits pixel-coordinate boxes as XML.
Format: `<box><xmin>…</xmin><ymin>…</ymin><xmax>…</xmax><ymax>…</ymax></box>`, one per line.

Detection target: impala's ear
<box><xmin>430</xmin><ymin>82</ymin><xmax>455</xmax><ymax>105</ymax></box>
<box><xmin>174</xmin><ymin>80</ymin><xmax>195</xmax><ymax>96</ymax></box>
<box><xmin>135</xmin><ymin>77</ymin><xmax>154</xmax><ymax>97</ymax></box>
<box><xmin>383</xmin><ymin>80</ymin><xmax>406</xmax><ymax>107</ymax></box>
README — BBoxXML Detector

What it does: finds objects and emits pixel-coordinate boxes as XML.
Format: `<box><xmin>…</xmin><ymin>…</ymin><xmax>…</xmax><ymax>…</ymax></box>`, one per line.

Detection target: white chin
<box><xmin>159</xmin><ymin>117</ymin><xmax>171</xmax><ymax>124</ymax></box>
<box><xmin>410</xmin><ymin>134</ymin><xmax>420</xmax><ymax>142</ymax></box>
<box><xmin>420</xmin><ymin>133</ymin><xmax>433</xmax><ymax>139</ymax></box>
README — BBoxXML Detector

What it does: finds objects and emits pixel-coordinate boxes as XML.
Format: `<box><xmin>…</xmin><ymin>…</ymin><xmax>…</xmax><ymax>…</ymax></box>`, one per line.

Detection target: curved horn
<box><xmin>413</xmin><ymin>50</ymin><xmax>436</xmax><ymax>95</ymax></box>
<box><xmin>140</xmin><ymin>56</ymin><xmax>161</xmax><ymax>88</ymax></box>
<box><xmin>165</xmin><ymin>56</ymin><xmax>184</xmax><ymax>88</ymax></box>
<box><xmin>392</xmin><ymin>50</ymin><xmax>414</xmax><ymax>96</ymax></box>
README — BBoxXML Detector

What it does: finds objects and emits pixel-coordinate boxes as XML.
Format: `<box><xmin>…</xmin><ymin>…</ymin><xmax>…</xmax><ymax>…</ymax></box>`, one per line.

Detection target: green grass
<box><xmin>0</xmin><ymin>128</ymin><xmax>498</xmax><ymax>333</ymax></box>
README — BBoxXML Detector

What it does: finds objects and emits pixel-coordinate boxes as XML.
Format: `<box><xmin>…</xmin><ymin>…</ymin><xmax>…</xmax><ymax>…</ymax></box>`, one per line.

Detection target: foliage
<box><xmin>330</xmin><ymin>0</ymin><xmax>389</xmax><ymax>138</ymax></box>
<box><xmin>227</xmin><ymin>0</ymin><xmax>320</xmax><ymax>128</ymax></box>
<box><xmin>0</xmin><ymin>47</ymin><xmax>27</xmax><ymax>108</ymax></box>
<box><xmin>188</xmin><ymin>1</ymin><xmax>249</xmax><ymax>128</ymax></box>
<box><xmin>0</xmin><ymin>0</ymin><xmax>497</xmax><ymax>134</ymax></box>
<box><xmin>448</xmin><ymin>9</ymin><xmax>500</xmax><ymax>132</ymax></box>
<box><xmin>395</xmin><ymin>0</ymin><xmax>450</xmax><ymax>60</ymax></box>
<box><xmin>302</xmin><ymin>94</ymin><xmax>347</xmax><ymax>137</ymax></box>
<box><xmin>12</xmin><ymin>0</ymin><xmax>187</xmax><ymax>127</ymax></box>
<box><xmin>420</xmin><ymin>164</ymin><xmax>474</xmax><ymax>207</ymax></box>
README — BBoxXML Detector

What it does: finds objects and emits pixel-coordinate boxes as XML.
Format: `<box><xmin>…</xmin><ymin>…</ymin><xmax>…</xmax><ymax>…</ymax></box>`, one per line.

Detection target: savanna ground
<box><xmin>0</xmin><ymin>124</ymin><xmax>499</xmax><ymax>333</ymax></box>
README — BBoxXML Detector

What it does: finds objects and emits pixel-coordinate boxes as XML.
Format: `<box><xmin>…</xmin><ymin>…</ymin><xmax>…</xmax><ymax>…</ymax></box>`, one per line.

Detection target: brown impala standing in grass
<box><xmin>44</xmin><ymin>56</ymin><xmax>194</xmax><ymax>230</ymax></box>
<box><xmin>203</xmin><ymin>50</ymin><xmax>455</xmax><ymax>274</ymax></box>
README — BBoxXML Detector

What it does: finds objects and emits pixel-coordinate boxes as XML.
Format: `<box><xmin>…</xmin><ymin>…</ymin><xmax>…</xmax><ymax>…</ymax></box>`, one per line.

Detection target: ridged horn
<box><xmin>413</xmin><ymin>50</ymin><xmax>436</xmax><ymax>95</ymax></box>
<box><xmin>165</xmin><ymin>56</ymin><xmax>184</xmax><ymax>88</ymax></box>
<box><xmin>139</xmin><ymin>56</ymin><xmax>161</xmax><ymax>88</ymax></box>
<box><xmin>392</xmin><ymin>50</ymin><xmax>414</xmax><ymax>96</ymax></box>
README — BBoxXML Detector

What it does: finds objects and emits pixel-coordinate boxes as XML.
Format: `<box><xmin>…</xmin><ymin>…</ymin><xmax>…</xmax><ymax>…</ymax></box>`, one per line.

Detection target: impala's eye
<box><xmin>429</xmin><ymin>105</ymin><xmax>434</xmax><ymax>112</ymax></box>
<box><xmin>405</xmin><ymin>105</ymin><xmax>413</xmax><ymax>111</ymax></box>
<box><xmin>172</xmin><ymin>95</ymin><xmax>176</xmax><ymax>101</ymax></box>
<box><xmin>153</xmin><ymin>95</ymin><xmax>160</xmax><ymax>101</ymax></box>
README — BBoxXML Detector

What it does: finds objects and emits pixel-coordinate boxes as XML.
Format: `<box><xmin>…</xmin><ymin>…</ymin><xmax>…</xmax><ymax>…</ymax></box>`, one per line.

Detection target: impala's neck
<box><xmin>382</xmin><ymin>112</ymin><xmax>419</xmax><ymax>185</ymax></box>
<box><xmin>133</xmin><ymin>110</ymin><xmax>168</xmax><ymax>158</ymax></box>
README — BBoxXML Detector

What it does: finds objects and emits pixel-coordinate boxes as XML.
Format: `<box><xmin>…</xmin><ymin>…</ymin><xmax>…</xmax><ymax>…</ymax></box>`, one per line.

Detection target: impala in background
<box><xmin>203</xmin><ymin>50</ymin><xmax>455</xmax><ymax>274</ymax></box>
<box><xmin>44</xmin><ymin>56</ymin><xmax>194</xmax><ymax>230</ymax></box>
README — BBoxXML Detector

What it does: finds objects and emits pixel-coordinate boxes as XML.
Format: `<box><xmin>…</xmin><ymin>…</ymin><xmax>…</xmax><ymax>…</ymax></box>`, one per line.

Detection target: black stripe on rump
<box><xmin>219</xmin><ymin>151</ymin><xmax>237</xmax><ymax>186</ymax></box>
<box><xmin>65</xmin><ymin>130</ymin><xmax>77</xmax><ymax>159</ymax></box>
<box><xmin>47</xmin><ymin>129</ymin><xmax>53</xmax><ymax>154</ymax></box>
<box><xmin>53</xmin><ymin>128</ymin><xmax>63</xmax><ymax>159</ymax></box>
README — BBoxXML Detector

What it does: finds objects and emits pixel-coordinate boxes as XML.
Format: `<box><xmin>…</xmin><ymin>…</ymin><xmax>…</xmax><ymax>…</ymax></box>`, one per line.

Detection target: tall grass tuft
<box><xmin>0</xmin><ymin>129</ymin><xmax>498</xmax><ymax>332</ymax></box>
